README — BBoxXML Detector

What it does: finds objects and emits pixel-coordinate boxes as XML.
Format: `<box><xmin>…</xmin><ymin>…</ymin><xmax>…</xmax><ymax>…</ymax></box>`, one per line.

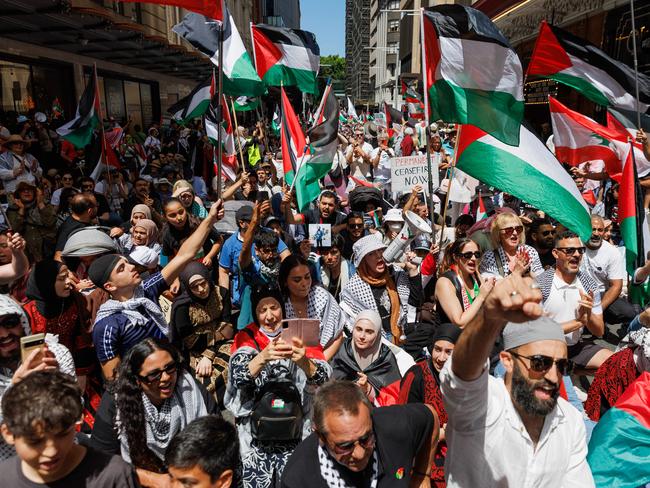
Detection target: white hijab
<box><xmin>352</xmin><ymin>310</ymin><xmax>383</xmax><ymax>371</ymax></box>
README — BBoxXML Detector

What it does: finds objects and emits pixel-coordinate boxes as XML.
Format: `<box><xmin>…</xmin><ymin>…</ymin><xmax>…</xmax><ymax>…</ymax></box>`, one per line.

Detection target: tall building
<box><xmin>345</xmin><ymin>0</ymin><xmax>372</xmax><ymax>103</ymax></box>
<box><xmin>369</xmin><ymin>0</ymin><xmax>402</xmax><ymax>108</ymax></box>
<box><xmin>0</xmin><ymin>0</ymin><xmax>254</xmax><ymax>128</ymax></box>
<box><xmin>254</xmin><ymin>0</ymin><xmax>301</xmax><ymax>29</ymax></box>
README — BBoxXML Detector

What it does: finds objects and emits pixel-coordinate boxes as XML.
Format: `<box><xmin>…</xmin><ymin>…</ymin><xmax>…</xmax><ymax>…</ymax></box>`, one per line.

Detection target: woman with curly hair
<box><xmin>90</xmin><ymin>338</ymin><xmax>216</xmax><ymax>487</ymax></box>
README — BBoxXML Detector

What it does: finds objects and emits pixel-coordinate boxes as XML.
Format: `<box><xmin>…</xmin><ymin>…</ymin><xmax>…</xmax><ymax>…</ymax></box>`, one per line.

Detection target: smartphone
<box><xmin>20</xmin><ymin>333</ymin><xmax>45</xmax><ymax>363</ymax></box>
<box><xmin>281</xmin><ymin>319</ymin><xmax>320</xmax><ymax>347</ymax></box>
<box><xmin>257</xmin><ymin>190</ymin><xmax>269</xmax><ymax>202</ymax></box>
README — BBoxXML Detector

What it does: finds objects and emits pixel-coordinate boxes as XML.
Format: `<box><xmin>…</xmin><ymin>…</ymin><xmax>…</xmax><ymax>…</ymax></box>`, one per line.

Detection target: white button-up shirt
<box><xmin>440</xmin><ymin>357</ymin><xmax>595</xmax><ymax>488</ymax></box>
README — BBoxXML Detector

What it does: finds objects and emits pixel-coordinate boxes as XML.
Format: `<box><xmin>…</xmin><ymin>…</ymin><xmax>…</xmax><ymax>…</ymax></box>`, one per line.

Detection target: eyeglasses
<box><xmin>500</xmin><ymin>225</ymin><xmax>523</xmax><ymax>235</ymax></box>
<box><xmin>139</xmin><ymin>362</ymin><xmax>178</xmax><ymax>383</ymax></box>
<box><xmin>556</xmin><ymin>247</ymin><xmax>586</xmax><ymax>256</ymax></box>
<box><xmin>328</xmin><ymin>431</ymin><xmax>375</xmax><ymax>455</ymax></box>
<box><xmin>348</xmin><ymin>223</ymin><xmax>364</xmax><ymax>229</ymax></box>
<box><xmin>510</xmin><ymin>352</ymin><xmax>573</xmax><ymax>376</ymax></box>
<box><xmin>457</xmin><ymin>251</ymin><xmax>481</xmax><ymax>260</ymax></box>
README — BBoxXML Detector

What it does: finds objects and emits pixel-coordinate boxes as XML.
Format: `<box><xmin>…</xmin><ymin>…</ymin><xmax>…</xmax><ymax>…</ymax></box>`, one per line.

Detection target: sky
<box><xmin>301</xmin><ymin>0</ymin><xmax>346</xmax><ymax>57</ymax></box>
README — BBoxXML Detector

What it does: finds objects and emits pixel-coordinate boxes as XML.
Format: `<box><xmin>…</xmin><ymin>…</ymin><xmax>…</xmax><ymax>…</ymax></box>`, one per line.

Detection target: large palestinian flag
<box><xmin>608</xmin><ymin>107</ymin><xmax>650</xmax><ymax>177</ymax></box>
<box><xmin>167</xmin><ymin>74</ymin><xmax>214</xmax><ymax>124</ymax></box>
<box><xmin>281</xmin><ymin>87</ymin><xmax>310</xmax><ymax>210</ymax></box>
<box><xmin>528</xmin><ymin>21</ymin><xmax>650</xmax><ymax>113</ymax></box>
<box><xmin>56</xmin><ymin>70</ymin><xmax>100</xmax><ymax>149</ymax></box>
<box><xmin>252</xmin><ymin>24</ymin><xmax>320</xmax><ymax>95</ymax></box>
<box><xmin>205</xmin><ymin>95</ymin><xmax>237</xmax><ymax>181</ymax></box>
<box><xmin>549</xmin><ymin>96</ymin><xmax>624</xmax><ymax>181</ymax></box>
<box><xmin>421</xmin><ymin>5</ymin><xmax>524</xmax><ymax>146</ymax></box>
<box><xmin>120</xmin><ymin>0</ymin><xmax>222</xmax><ymax>21</ymax></box>
<box><xmin>172</xmin><ymin>5</ymin><xmax>263</xmax><ymax>97</ymax></box>
<box><xmin>456</xmin><ymin>124</ymin><xmax>591</xmax><ymax>241</ymax></box>
<box><xmin>588</xmin><ymin>372</ymin><xmax>650</xmax><ymax>487</ymax></box>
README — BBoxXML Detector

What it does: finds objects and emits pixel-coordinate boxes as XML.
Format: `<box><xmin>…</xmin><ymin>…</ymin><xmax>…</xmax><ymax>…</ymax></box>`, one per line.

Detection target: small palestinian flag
<box><xmin>311</xmin><ymin>81</ymin><xmax>332</xmax><ymax>129</ymax></box>
<box><xmin>205</xmin><ymin>95</ymin><xmax>238</xmax><ymax>181</ymax></box>
<box><xmin>528</xmin><ymin>21</ymin><xmax>650</xmax><ymax>113</ymax></box>
<box><xmin>252</xmin><ymin>24</ymin><xmax>320</xmax><ymax>95</ymax></box>
<box><xmin>56</xmin><ymin>68</ymin><xmax>100</xmax><ymax>149</ymax></box>
<box><xmin>421</xmin><ymin>5</ymin><xmax>524</xmax><ymax>146</ymax></box>
<box><xmin>233</xmin><ymin>96</ymin><xmax>260</xmax><ymax>112</ymax></box>
<box><xmin>476</xmin><ymin>194</ymin><xmax>487</xmax><ymax>221</ymax></box>
<box><xmin>384</xmin><ymin>102</ymin><xmax>403</xmax><ymax>139</ymax></box>
<box><xmin>402</xmin><ymin>79</ymin><xmax>425</xmax><ymax>119</ymax></box>
<box><xmin>167</xmin><ymin>74</ymin><xmax>214</xmax><ymax>125</ymax></box>
<box><xmin>271</xmin><ymin>107</ymin><xmax>280</xmax><ymax>136</ymax></box>
<box><xmin>347</xmin><ymin>97</ymin><xmax>358</xmax><ymax>121</ymax></box>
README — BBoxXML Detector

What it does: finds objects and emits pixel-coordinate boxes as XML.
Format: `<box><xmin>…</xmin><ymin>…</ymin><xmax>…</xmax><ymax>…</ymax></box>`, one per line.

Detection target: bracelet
<box><xmin>412</xmin><ymin>469</ymin><xmax>430</xmax><ymax>477</ymax></box>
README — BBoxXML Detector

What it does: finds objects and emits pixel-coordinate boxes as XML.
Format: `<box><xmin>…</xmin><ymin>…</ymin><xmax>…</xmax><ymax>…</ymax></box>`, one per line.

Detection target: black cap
<box><xmin>87</xmin><ymin>254</ymin><xmax>123</xmax><ymax>289</ymax></box>
<box><xmin>236</xmin><ymin>206</ymin><xmax>253</xmax><ymax>222</ymax></box>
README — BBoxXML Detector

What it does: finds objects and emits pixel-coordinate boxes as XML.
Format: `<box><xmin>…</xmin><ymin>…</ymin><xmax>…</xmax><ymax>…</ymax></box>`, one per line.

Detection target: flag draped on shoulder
<box><xmin>172</xmin><ymin>5</ymin><xmax>263</xmax><ymax>97</ymax></box>
<box><xmin>167</xmin><ymin>74</ymin><xmax>214</xmax><ymax>124</ymax></box>
<box><xmin>281</xmin><ymin>87</ymin><xmax>310</xmax><ymax>211</ymax></box>
<box><xmin>607</xmin><ymin>108</ymin><xmax>650</xmax><ymax>177</ymax></box>
<box><xmin>456</xmin><ymin>124</ymin><xmax>591</xmax><ymax>241</ymax></box>
<box><xmin>56</xmin><ymin>70</ymin><xmax>100</xmax><ymax>148</ymax></box>
<box><xmin>421</xmin><ymin>5</ymin><xmax>524</xmax><ymax>146</ymax></box>
<box><xmin>549</xmin><ymin>96</ymin><xmax>624</xmax><ymax>181</ymax></box>
<box><xmin>120</xmin><ymin>0</ymin><xmax>222</xmax><ymax>21</ymax></box>
<box><xmin>528</xmin><ymin>21</ymin><xmax>650</xmax><ymax>113</ymax></box>
<box><xmin>588</xmin><ymin>372</ymin><xmax>650</xmax><ymax>487</ymax></box>
<box><xmin>252</xmin><ymin>24</ymin><xmax>320</xmax><ymax>94</ymax></box>
<box><xmin>205</xmin><ymin>95</ymin><xmax>237</xmax><ymax>181</ymax></box>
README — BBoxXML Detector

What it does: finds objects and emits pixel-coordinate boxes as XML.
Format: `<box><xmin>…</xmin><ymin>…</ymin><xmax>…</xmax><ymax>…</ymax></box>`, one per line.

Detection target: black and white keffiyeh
<box><xmin>317</xmin><ymin>443</ymin><xmax>378</xmax><ymax>488</ymax></box>
<box><xmin>285</xmin><ymin>286</ymin><xmax>344</xmax><ymax>347</ymax></box>
<box><xmin>479</xmin><ymin>244</ymin><xmax>543</xmax><ymax>279</ymax></box>
<box><xmin>95</xmin><ymin>287</ymin><xmax>169</xmax><ymax>337</ymax></box>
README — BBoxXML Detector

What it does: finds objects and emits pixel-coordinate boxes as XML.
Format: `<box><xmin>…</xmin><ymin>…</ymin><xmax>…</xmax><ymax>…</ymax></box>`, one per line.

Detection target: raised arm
<box><xmin>0</xmin><ymin>233</ymin><xmax>29</xmax><ymax>285</ymax></box>
<box><xmin>239</xmin><ymin>201</ymin><xmax>269</xmax><ymax>270</ymax></box>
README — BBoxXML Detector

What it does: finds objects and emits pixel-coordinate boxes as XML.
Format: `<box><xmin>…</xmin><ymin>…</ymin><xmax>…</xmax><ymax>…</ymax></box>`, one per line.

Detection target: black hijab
<box><xmin>26</xmin><ymin>260</ymin><xmax>73</xmax><ymax>318</ymax></box>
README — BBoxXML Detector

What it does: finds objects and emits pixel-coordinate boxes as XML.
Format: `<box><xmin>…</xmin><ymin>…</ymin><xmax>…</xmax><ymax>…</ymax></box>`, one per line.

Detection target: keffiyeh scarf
<box><xmin>317</xmin><ymin>443</ymin><xmax>378</xmax><ymax>488</ymax></box>
<box><xmin>285</xmin><ymin>286</ymin><xmax>344</xmax><ymax>348</ymax></box>
<box><xmin>95</xmin><ymin>286</ymin><xmax>168</xmax><ymax>337</ymax></box>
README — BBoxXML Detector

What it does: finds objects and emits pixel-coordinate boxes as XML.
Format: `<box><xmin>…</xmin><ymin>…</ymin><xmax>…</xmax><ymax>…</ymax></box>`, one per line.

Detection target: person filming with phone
<box><xmin>225</xmin><ymin>285</ymin><xmax>331</xmax><ymax>488</ymax></box>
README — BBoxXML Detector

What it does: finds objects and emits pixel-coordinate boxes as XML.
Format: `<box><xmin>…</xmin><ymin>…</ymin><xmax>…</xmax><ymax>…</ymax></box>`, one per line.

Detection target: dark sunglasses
<box><xmin>139</xmin><ymin>361</ymin><xmax>178</xmax><ymax>384</ymax></box>
<box><xmin>348</xmin><ymin>223</ymin><xmax>364</xmax><ymax>229</ymax></box>
<box><xmin>457</xmin><ymin>251</ymin><xmax>481</xmax><ymax>260</ymax></box>
<box><xmin>0</xmin><ymin>315</ymin><xmax>21</xmax><ymax>329</ymax></box>
<box><xmin>500</xmin><ymin>225</ymin><xmax>523</xmax><ymax>235</ymax></box>
<box><xmin>540</xmin><ymin>230</ymin><xmax>555</xmax><ymax>236</ymax></box>
<box><xmin>556</xmin><ymin>246</ymin><xmax>586</xmax><ymax>256</ymax></box>
<box><xmin>328</xmin><ymin>431</ymin><xmax>375</xmax><ymax>455</ymax></box>
<box><xmin>510</xmin><ymin>352</ymin><xmax>573</xmax><ymax>376</ymax></box>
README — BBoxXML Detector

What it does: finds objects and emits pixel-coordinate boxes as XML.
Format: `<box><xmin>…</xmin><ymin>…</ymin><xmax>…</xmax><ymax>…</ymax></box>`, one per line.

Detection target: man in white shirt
<box><xmin>582</xmin><ymin>215</ymin><xmax>637</xmax><ymax>330</ymax></box>
<box><xmin>440</xmin><ymin>270</ymin><xmax>595</xmax><ymax>488</ymax></box>
<box><xmin>539</xmin><ymin>230</ymin><xmax>612</xmax><ymax>369</ymax></box>
<box><xmin>369</xmin><ymin>132</ymin><xmax>394</xmax><ymax>192</ymax></box>
<box><xmin>345</xmin><ymin>131</ymin><xmax>373</xmax><ymax>185</ymax></box>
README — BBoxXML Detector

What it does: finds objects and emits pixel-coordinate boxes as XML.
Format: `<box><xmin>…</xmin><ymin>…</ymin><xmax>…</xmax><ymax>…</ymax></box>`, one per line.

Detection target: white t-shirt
<box><xmin>582</xmin><ymin>240</ymin><xmax>626</xmax><ymax>293</ymax></box>
<box><xmin>370</xmin><ymin>146</ymin><xmax>394</xmax><ymax>187</ymax></box>
<box><xmin>345</xmin><ymin>142</ymin><xmax>373</xmax><ymax>179</ymax></box>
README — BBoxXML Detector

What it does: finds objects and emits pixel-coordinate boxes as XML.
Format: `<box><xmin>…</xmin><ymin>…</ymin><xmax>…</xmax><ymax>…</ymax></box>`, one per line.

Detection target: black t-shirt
<box><xmin>55</xmin><ymin>216</ymin><xmax>89</xmax><ymax>251</ymax></box>
<box><xmin>94</xmin><ymin>192</ymin><xmax>111</xmax><ymax>218</ymax></box>
<box><xmin>0</xmin><ymin>446</ymin><xmax>138</xmax><ymax>488</ymax></box>
<box><xmin>303</xmin><ymin>208</ymin><xmax>347</xmax><ymax>227</ymax></box>
<box><xmin>281</xmin><ymin>403</ymin><xmax>434</xmax><ymax>488</ymax></box>
<box><xmin>537</xmin><ymin>248</ymin><xmax>555</xmax><ymax>270</ymax></box>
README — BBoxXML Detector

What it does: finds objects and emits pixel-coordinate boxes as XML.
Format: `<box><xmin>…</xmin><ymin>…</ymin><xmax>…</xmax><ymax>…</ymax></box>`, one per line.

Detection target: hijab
<box><xmin>133</xmin><ymin>218</ymin><xmax>158</xmax><ymax>246</ymax></box>
<box><xmin>179</xmin><ymin>262</ymin><xmax>212</xmax><ymax>302</ymax></box>
<box><xmin>352</xmin><ymin>310</ymin><xmax>383</xmax><ymax>371</ymax></box>
<box><xmin>26</xmin><ymin>260</ymin><xmax>72</xmax><ymax>318</ymax></box>
<box><xmin>131</xmin><ymin>204</ymin><xmax>152</xmax><ymax>222</ymax></box>
<box><xmin>357</xmin><ymin>256</ymin><xmax>401</xmax><ymax>344</ymax></box>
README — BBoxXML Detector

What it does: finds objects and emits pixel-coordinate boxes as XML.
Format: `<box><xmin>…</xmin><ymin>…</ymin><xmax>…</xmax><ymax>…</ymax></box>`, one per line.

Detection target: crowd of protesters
<box><xmin>0</xmin><ymin>105</ymin><xmax>649</xmax><ymax>488</ymax></box>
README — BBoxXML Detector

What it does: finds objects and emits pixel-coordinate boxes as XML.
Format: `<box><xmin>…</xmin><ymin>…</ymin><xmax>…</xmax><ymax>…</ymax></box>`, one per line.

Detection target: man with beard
<box><xmin>282</xmin><ymin>189</ymin><xmax>347</xmax><ymax>235</ymax></box>
<box><xmin>529</xmin><ymin>217</ymin><xmax>555</xmax><ymax>269</ymax></box>
<box><xmin>339</xmin><ymin>212</ymin><xmax>366</xmax><ymax>261</ymax></box>
<box><xmin>539</xmin><ymin>231</ymin><xmax>612</xmax><ymax>370</ymax></box>
<box><xmin>583</xmin><ymin>215</ymin><xmax>636</xmax><ymax>332</ymax></box>
<box><xmin>440</xmin><ymin>270</ymin><xmax>595</xmax><ymax>487</ymax></box>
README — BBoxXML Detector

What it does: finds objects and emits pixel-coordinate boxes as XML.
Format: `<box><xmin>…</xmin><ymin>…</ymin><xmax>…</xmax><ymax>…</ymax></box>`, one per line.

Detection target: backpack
<box><xmin>243</xmin><ymin>328</ymin><xmax>304</xmax><ymax>442</ymax></box>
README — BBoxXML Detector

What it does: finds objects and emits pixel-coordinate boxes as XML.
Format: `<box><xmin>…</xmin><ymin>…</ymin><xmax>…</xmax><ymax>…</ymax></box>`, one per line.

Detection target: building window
<box><xmin>387</xmin><ymin>0</ymin><xmax>400</xmax><ymax>10</ymax></box>
<box><xmin>387</xmin><ymin>64</ymin><xmax>395</xmax><ymax>77</ymax></box>
<box><xmin>389</xmin><ymin>20</ymin><xmax>399</xmax><ymax>32</ymax></box>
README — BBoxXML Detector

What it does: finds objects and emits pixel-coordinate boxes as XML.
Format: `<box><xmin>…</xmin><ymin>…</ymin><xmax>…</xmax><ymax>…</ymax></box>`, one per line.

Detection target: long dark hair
<box><xmin>438</xmin><ymin>238</ymin><xmax>478</xmax><ymax>276</ymax></box>
<box><xmin>278</xmin><ymin>254</ymin><xmax>310</xmax><ymax>297</ymax></box>
<box><xmin>111</xmin><ymin>338</ymin><xmax>183</xmax><ymax>473</ymax></box>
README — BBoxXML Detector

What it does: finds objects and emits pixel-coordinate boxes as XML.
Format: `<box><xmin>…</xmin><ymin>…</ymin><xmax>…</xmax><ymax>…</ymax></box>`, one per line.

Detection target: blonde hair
<box><xmin>490</xmin><ymin>213</ymin><xmax>525</xmax><ymax>248</ymax></box>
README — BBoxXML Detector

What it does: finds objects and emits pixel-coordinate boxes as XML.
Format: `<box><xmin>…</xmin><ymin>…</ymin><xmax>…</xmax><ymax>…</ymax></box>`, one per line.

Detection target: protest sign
<box><xmin>391</xmin><ymin>155</ymin><xmax>439</xmax><ymax>195</ymax></box>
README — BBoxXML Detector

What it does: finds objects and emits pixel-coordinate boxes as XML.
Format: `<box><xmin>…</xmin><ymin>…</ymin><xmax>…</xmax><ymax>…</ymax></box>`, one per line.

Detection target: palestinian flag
<box><xmin>312</xmin><ymin>82</ymin><xmax>332</xmax><ymax>129</ymax></box>
<box><xmin>528</xmin><ymin>21</ymin><xmax>650</xmax><ymax>113</ymax></box>
<box><xmin>347</xmin><ymin>97</ymin><xmax>358</xmax><ymax>121</ymax></box>
<box><xmin>56</xmin><ymin>70</ymin><xmax>100</xmax><ymax>149</ymax></box>
<box><xmin>271</xmin><ymin>107</ymin><xmax>280</xmax><ymax>136</ymax></box>
<box><xmin>618</xmin><ymin>143</ymin><xmax>650</xmax><ymax>275</ymax></box>
<box><xmin>167</xmin><ymin>74</ymin><xmax>214</xmax><ymax>124</ymax></box>
<box><xmin>233</xmin><ymin>96</ymin><xmax>260</xmax><ymax>112</ymax></box>
<box><xmin>456</xmin><ymin>123</ymin><xmax>592</xmax><ymax>241</ymax></box>
<box><xmin>476</xmin><ymin>194</ymin><xmax>487</xmax><ymax>221</ymax></box>
<box><xmin>384</xmin><ymin>102</ymin><xmax>404</xmax><ymax>139</ymax></box>
<box><xmin>205</xmin><ymin>95</ymin><xmax>238</xmax><ymax>181</ymax></box>
<box><xmin>588</xmin><ymin>372</ymin><xmax>650</xmax><ymax>487</ymax></box>
<box><xmin>172</xmin><ymin>6</ymin><xmax>264</xmax><ymax>97</ymax></box>
<box><xmin>549</xmin><ymin>96</ymin><xmax>624</xmax><ymax>181</ymax></box>
<box><xmin>120</xmin><ymin>0</ymin><xmax>222</xmax><ymax>21</ymax></box>
<box><xmin>402</xmin><ymin>79</ymin><xmax>425</xmax><ymax>119</ymax></box>
<box><xmin>608</xmin><ymin>107</ymin><xmax>650</xmax><ymax>177</ymax></box>
<box><xmin>421</xmin><ymin>5</ymin><xmax>524</xmax><ymax>146</ymax></box>
<box><xmin>252</xmin><ymin>24</ymin><xmax>320</xmax><ymax>95</ymax></box>
<box><xmin>280</xmin><ymin>86</ymin><xmax>310</xmax><ymax>211</ymax></box>
<box><xmin>339</xmin><ymin>113</ymin><xmax>348</xmax><ymax>124</ymax></box>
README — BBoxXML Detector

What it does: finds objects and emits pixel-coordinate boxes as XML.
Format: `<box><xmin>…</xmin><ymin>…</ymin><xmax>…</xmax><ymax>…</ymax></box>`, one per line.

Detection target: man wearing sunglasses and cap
<box><xmin>440</xmin><ymin>270</ymin><xmax>595</xmax><ymax>487</ymax></box>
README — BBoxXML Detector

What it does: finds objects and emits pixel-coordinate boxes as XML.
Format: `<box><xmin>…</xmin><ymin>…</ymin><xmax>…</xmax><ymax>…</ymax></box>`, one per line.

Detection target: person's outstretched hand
<box><xmin>482</xmin><ymin>270</ymin><xmax>543</xmax><ymax>330</ymax></box>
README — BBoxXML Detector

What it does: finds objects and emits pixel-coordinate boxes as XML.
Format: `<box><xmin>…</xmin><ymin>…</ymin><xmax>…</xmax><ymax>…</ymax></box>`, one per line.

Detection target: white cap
<box><xmin>34</xmin><ymin>112</ymin><xmax>47</xmax><ymax>123</ymax></box>
<box><xmin>384</xmin><ymin>208</ymin><xmax>404</xmax><ymax>223</ymax></box>
<box><xmin>352</xmin><ymin>234</ymin><xmax>387</xmax><ymax>268</ymax></box>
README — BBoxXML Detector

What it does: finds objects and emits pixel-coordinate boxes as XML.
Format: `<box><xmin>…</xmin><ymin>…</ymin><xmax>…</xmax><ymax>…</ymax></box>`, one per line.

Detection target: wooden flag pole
<box><xmin>216</xmin><ymin>25</ymin><xmax>224</xmax><ymax>200</ymax></box>
<box><xmin>229</xmin><ymin>96</ymin><xmax>246</xmax><ymax>173</ymax></box>
<box><xmin>419</xmin><ymin>8</ymin><xmax>436</xmax><ymax>237</ymax></box>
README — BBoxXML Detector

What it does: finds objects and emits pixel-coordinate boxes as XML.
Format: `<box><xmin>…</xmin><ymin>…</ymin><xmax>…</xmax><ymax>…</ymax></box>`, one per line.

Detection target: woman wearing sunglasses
<box><xmin>90</xmin><ymin>338</ymin><xmax>215</xmax><ymax>487</ymax></box>
<box><xmin>480</xmin><ymin>213</ymin><xmax>543</xmax><ymax>280</ymax></box>
<box><xmin>435</xmin><ymin>238</ymin><xmax>495</xmax><ymax>328</ymax></box>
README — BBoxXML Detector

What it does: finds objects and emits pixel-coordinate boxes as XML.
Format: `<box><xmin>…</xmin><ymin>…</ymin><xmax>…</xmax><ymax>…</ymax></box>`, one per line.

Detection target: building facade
<box><xmin>345</xmin><ymin>0</ymin><xmax>372</xmax><ymax>103</ymax></box>
<box><xmin>254</xmin><ymin>0</ymin><xmax>301</xmax><ymax>29</ymax></box>
<box><xmin>369</xmin><ymin>0</ymin><xmax>402</xmax><ymax>108</ymax></box>
<box><xmin>0</xmin><ymin>0</ymin><xmax>255</xmax><ymax>129</ymax></box>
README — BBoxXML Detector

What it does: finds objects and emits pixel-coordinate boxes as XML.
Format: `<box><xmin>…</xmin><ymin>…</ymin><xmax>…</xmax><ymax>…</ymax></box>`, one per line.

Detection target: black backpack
<box><xmin>243</xmin><ymin>329</ymin><xmax>304</xmax><ymax>442</ymax></box>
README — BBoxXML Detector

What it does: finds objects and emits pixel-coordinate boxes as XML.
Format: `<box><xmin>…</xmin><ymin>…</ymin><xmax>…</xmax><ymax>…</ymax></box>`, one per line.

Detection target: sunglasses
<box><xmin>139</xmin><ymin>361</ymin><xmax>178</xmax><ymax>384</ymax></box>
<box><xmin>500</xmin><ymin>225</ymin><xmax>523</xmax><ymax>235</ymax></box>
<box><xmin>457</xmin><ymin>251</ymin><xmax>481</xmax><ymax>260</ymax></box>
<box><xmin>510</xmin><ymin>352</ymin><xmax>573</xmax><ymax>376</ymax></box>
<box><xmin>556</xmin><ymin>247</ymin><xmax>586</xmax><ymax>256</ymax></box>
<box><xmin>540</xmin><ymin>230</ymin><xmax>554</xmax><ymax>236</ymax></box>
<box><xmin>328</xmin><ymin>431</ymin><xmax>375</xmax><ymax>455</ymax></box>
<box><xmin>348</xmin><ymin>223</ymin><xmax>364</xmax><ymax>229</ymax></box>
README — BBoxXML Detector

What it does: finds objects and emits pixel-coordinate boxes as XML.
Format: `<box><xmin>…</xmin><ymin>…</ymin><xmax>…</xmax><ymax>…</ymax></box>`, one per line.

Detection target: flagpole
<box><xmin>229</xmin><ymin>96</ymin><xmax>246</xmax><ymax>173</ymax></box>
<box><xmin>216</xmin><ymin>25</ymin><xmax>224</xmax><ymax>200</ymax></box>
<box><xmin>438</xmin><ymin>125</ymin><xmax>462</xmax><ymax>249</ymax></box>
<box><xmin>629</xmin><ymin>0</ymin><xmax>642</xmax><ymax>128</ymax></box>
<box><xmin>91</xmin><ymin>63</ymin><xmax>113</xmax><ymax>199</ymax></box>
<box><xmin>420</xmin><ymin>8</ymin><xmax>436</xmax><ymax>237</ymax></box>
<box><xmin>289</xmin><ymin>145</ymin><xmax>310</xmax><ymax>194</ymax></box>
